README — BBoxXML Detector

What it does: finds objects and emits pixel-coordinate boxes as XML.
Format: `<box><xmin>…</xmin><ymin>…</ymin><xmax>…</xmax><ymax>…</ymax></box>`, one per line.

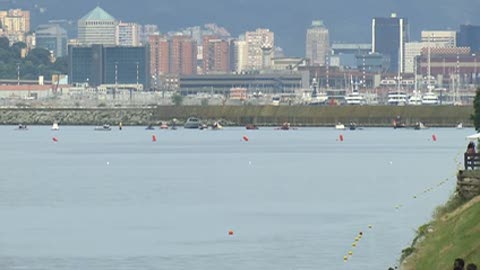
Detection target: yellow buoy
<box><xmin>368</xmin><ymin>225</ymin><xmax>373</xmax><ymax>229</ymax></box>
<box><xmin>343</xmin><ymin>256</ymin><xmax>348</xmax><ymax>261</ymax></box>
<box><xmin>348</xmin><ymin>251</ymin><xmax>353</xmax><ymax>256</ymax></box>
<box><xmin>352</xmin><ymin>242</ymin><xmax>357</xmax><ymax>247</ymax></box>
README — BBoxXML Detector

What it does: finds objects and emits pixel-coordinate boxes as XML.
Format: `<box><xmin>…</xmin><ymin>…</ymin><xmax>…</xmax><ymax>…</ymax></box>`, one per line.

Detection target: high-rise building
<box><xmin>372</xmin><ymin>13</ymin><xmax>409</xmax><ymax>73</ymax></box>
<box><xmin>233</xmin><ymin>40</ymin><xmax>248</xmax><ymax>73</ymax></box>
<box><xmin>140</xmin><ymin>24</ymin><xmax>159</xmax><ymax>45</ymax></box>
<box><xmin>35</xmin><ymin>24</ymin><xmax>68</xmax><ymax>57</ymax></box>
<box><xmin>202</xmin><ymin>36</ymin><xmax>230</xmax><ymax>73</ymax></box>
<box><xmin>305</xmin><ymin>20</ymin><xmax>330</xmax><ymax>66</ymax></box>
<box><xmin>245</xmin><ymin>28</ymin><xmax>274</xmax><ymax>70</ymax></box>
<box><xmin>68</xmin><ymin>44</ymin><xmax>149</xmax><ymax>88</ymax></box>
<box><xmin>48</xmin><ymin>20</ymin><xmax>76</xmax><ymax>39</ymax></box>
<box><xmin>116</xmin><ymin>22</ymin><xmax>140</xmax><ymax>46</ymax></box>
<box><xmin>77</xmin><ymin>6</ymin><xmax>117</xmax><ymax>46</ymax></box>
<box><xmin>421</xmin><ymin>31</ymin><xmax>456</xmax><ymax>48</ymax></box>
<box><xmin>404</xmin><ymin>42</ymin><xmax>424</xmax><ymax>74</ymax></box>
<box><xmin>0</xmin><ymin>9</ymin><xmax>30</xmax><ymax>43</ymax></box>
<box><xmin>149</xmin><ymin>34</ymin><xmax>170</xmax><ymax>77</ymax></box>
<box><xmin>170</xmin><ymin>35</ymin><xmax>197</xmax><ymax>75</ymax></box>
<box><xmin>458</xmin><ymin>24</ymin><xmax>480</xmax><ymax>53</ymax></box>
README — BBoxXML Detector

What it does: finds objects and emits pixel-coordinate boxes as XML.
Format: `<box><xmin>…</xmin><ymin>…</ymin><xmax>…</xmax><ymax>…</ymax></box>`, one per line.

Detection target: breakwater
<box><xmin>0</xmin><ymin>105</ymin><xmax>473</xmax><ymax>126</ymax></box>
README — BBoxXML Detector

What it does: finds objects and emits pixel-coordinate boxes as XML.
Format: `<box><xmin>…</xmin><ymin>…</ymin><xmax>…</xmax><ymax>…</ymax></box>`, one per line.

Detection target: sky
<box><xmin>4</xmin><ymin>0</ymin><xmax>480</xmax><ymax>56</ymax></box>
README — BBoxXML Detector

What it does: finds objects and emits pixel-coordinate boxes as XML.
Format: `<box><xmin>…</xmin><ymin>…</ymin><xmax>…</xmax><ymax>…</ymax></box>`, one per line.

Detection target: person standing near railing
<box><xmin>466</xmin><ymin>142</ymin><xmax>477</xmax><ymax>170</ymax></box>
<box><xmin>467</xmin><ymin>142</ymin><xmax>476</xmax><ymax>155</ymax></box>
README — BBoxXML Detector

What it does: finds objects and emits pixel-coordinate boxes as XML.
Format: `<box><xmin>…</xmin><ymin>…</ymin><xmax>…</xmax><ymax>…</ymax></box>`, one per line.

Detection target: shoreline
<box><xmin>0</xmin><ymin>105</ymin><xmax>474</xmax><ymax>127</ymax></box>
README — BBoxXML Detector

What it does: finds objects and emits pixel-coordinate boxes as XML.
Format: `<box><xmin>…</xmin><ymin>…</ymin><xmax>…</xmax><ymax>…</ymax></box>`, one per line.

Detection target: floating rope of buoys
<box><xmin>343</xmin><ymin>229</ymin><xmax>369</xmax><ymax>262</ymax></box>
<box><xmin>152</xmin><ymin>135</ymin><xmax>157</xmax><ymax>142</ymax></box>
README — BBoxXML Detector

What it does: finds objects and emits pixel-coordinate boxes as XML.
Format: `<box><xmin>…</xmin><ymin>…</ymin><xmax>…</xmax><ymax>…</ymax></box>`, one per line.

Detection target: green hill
<box><xmin>401</xmin><ymin>195</ymin><xmax>480</xmax><ymax>269</ymax></box>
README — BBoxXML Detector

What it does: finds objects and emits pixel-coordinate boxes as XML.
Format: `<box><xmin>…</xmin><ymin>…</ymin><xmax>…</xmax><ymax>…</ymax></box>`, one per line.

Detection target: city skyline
<box><xmin>4</xmin><ymin>0</ymin><xmax>480</xmax><ymax>56</ymax></box>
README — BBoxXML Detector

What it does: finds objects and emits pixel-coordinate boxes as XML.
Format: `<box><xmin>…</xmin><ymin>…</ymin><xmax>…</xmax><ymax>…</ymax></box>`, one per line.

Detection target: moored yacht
<box><xmin>408</xmin><ymin>91</ymin><xmax>422</xmax><ymax>105</ymax></box>
<box><xmin>387</xmin><ymin>91</ymin><xmax>408</xmax><ymax>105</ymax></box>
<box><xmin>307</xmin><ymin>78</ymin><xmax>329</xmax><ymax>105</ymax></box>
<box><xmin>345</xmin><ymin>92</ymin><xmax>366</xmax><ymax>105</ymax></box>
<box><xmin>421</xmin><ymin>91</ymin><xmax>439</xmax><ymax>105</ymax></box>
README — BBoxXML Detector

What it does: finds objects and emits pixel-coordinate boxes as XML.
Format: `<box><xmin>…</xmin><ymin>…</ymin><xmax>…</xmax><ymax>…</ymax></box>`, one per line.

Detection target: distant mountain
<box><xmin>8</xmin><ymin>0</ymin><xmax>480</xmax><ymax>56</ymax></box>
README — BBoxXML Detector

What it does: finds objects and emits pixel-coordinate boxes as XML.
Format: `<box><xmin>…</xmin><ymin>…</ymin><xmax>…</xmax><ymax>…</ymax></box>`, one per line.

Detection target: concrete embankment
<box><xmin>0</xmin><ymin>105</ymin><xmax>473</xmax><ymax>126</ymax></box>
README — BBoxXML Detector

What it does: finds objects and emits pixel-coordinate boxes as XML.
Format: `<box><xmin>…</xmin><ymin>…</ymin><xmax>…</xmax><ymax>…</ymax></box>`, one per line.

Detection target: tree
<box><xmin>171</xmin><ymin>93</ymin><xmax>184</xmax><ymax>106</ymax></box>
<box><xmin>472</xmin><ymin>88</ymin><xmax>480</xmax><ymax>132</ymax></box>
<box><xmin>11</xmin><ymin>42</ymin><xmax>26</xmax><ymax>58</ymax></box>
<box><xmin>25</xmin><ymin>48</ymin><xmax>52</xmax><ymax>66</ymax></box>
<box><xmin>0</xmin><ymin>37</ymin><xmax>9</xmax><ymax>50</ymax></box>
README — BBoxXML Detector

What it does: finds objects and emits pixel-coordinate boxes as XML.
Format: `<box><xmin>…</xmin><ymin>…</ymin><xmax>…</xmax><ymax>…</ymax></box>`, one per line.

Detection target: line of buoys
<box><xmin>52</xmin><ymin>137</ymin><xmax>58</xmax><ymax>142</ymax></box>
<box><xmin>243</xmin><ymin>135</ymin><xmax>249</xmax><ymax>142</ymax></box>
<box><xmin>152</xmin><ymin>135</ymin><xmax>157</xmax><ymax>142</ymax></box>
<box><xmin>343</xmin><ymin>229</ymin><xmax>369</xmax><ymax>262</ymax></box>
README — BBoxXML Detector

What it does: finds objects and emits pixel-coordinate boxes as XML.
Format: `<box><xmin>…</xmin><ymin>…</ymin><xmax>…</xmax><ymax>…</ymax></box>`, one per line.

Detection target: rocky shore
<box><xmin>0</xmin><ymin>105</ymin><xmax>473</xmax><ymax>127</ymax></box>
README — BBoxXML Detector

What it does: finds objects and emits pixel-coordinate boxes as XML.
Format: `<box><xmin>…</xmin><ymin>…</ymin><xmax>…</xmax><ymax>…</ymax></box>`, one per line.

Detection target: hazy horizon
<box><xmin>4</xmin><ymin>0</ymin><xmax>480</xmax><ymax>55</ymax></box>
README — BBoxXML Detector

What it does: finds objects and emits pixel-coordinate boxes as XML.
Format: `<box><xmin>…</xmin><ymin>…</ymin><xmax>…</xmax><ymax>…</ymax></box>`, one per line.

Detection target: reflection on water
<box><xmin>0</xmin><ymin>126</ymin><xmax>470</xmax><ymax>269</ymax></box>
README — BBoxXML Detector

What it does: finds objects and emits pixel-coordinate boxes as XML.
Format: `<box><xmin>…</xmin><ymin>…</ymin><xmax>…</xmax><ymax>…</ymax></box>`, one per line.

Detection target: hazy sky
<box><xmin>6</xmin><ymin>0</ymin><xmax>480</xmax><ymax>55</ymax></box>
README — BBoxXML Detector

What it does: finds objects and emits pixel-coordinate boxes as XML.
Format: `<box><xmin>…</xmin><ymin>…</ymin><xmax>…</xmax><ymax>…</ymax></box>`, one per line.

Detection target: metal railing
<box><xmin>464</xmin><ymin>153</ymin><xmax>480</xmax><ymax>170</ymax></box>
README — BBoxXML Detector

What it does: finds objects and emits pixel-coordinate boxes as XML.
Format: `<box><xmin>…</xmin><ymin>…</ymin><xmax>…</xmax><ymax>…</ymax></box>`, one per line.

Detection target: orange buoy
<box><xmin>152</xmin><ymin>135</ymin><xmax>157</xmax><ymax>142</ymax></box>
<box><xmin>432</xmin><ymin>134</ymin><xmax>437</xmax><ymax>142</ymax></box>
<box><xmin>243</xmin><ymin>135</ymin><xmax>249</xmax><ymax>142</ymax></box>
<box><xmin>52</xmin><ymin>137</ymin><xmax>58</xmax><ymax>142</ymax></box>
<box><xmin>339</xmin><ymin>134</ymin><xmax>344</xmax><ymax>142</ymax></box>
<box><xmin>228</xmin><ymin>229</ymin><xmax>234</xmax><ymax>236</ymax></box>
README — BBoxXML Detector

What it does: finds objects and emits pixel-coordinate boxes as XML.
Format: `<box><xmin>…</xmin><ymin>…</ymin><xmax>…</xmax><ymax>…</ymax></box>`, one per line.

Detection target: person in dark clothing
<box><xmin>454</xmin><ymin>258</ymin><xmax>465</xmax><ymax>270</ymax></box>
<box><xmin>467</xmin><ymin>142</ymin><xmax>476</xmax><ymax>154</ymax></box>
<box><xmin>467</xmin><ymin>264</ymin><xmax>477</xmax><ymax>270</ymax></box>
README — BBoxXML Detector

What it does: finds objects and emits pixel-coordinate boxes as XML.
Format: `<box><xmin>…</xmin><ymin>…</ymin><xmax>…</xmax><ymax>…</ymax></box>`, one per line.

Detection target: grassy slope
<box><xmin>402</xmin><ymin>196</ymin><xmax>480</xmax><ymax>269</ymax></box>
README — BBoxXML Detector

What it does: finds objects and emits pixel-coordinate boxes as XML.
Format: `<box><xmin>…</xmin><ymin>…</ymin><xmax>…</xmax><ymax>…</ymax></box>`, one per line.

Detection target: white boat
<box><xmin>307</xmin><ymin>78</ymin><xmax>329</xmax><ymax>105</ymax></box>
<box><xmin>414</xmin><ymin>122</ymin><xmax>428</xmax><ymax>130</ymax></box>
<box><xmin>457</xmin><ymin>122</ymin><xmax>463</xmax><ymax>129</ymax></box>
<box><xmin>345</xmin><ymin>92</ymin><xmax>366</xmax><ymax>105</ymax></box>
<box><xmin>272</xmin><ymin>96</ymin><xmax>280</xmax><ymax>106</ymax></box>
<box><xmin>335</xmin><ymin>122</ymin><xmax>346</xmax><ymax>130</ymax></box>
<box><xmin>212</xmin><ymin>121</ymin><xmax>223</xmax><ymax>130</ymax></box>
<box><xmin>51</xmin><ymin>122</ymin><xmax>59</xmax><ymax>131</ymax></box>
<box><xmin>345</xmin><ymin>77</ymin><xmax>366</xmax><ymax>105</ymax></box>
<box><xmin>422</xmin><ymin>91</ymin><xmax>439</xmax><ymax>105</ymax></box>
<box><xmin>387</xmin><ymin>91</ymin><xmax>408</xmax><ymax>106</ymax></box>
<box><xmin>408</xmin><ymin>91</ymin><xmax>422</xmax><ymax>105</ymax></box>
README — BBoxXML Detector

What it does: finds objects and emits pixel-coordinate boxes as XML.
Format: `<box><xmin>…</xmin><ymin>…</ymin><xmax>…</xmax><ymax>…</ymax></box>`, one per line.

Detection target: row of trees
<box><xmin>0</xmin><ymin>37</ymin><xmax>67</xmax><ymax>81</ymax></box>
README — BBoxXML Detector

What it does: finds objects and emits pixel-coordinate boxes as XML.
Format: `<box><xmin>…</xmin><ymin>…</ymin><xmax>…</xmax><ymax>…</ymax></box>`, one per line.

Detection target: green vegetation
<box><xmin>0</xmin><ymin>37</ymin><xmax>67</xmax><ymax>80</ymax></box>
<box><xmin>471</xmin><ymin>88</ymin><xmax>480</xmax><ymax>132</ymax></box>
<box><xmin>171</xmin><ymin>93</ymin><xmax>184</xmax><ymax>106</ymax></box>
<box><xmin>401</xmin><ymin>195</ymin><xmax>480</xmax><ymax>269</ymax></box>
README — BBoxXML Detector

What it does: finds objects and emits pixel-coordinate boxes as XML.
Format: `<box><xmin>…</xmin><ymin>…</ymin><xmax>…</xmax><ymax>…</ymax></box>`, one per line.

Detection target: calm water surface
<box><xmin>0</xmin><ymin>126</ymin><xmax>471</xmax><ymax>269</ymax></box>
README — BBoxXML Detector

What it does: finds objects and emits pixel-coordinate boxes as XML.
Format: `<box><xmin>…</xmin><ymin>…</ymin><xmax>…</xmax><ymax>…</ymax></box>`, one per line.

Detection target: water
<box><xmin>0</xmin><ymin>126</ymin><xmax>471</xmax><ymax>269</ymax></box>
